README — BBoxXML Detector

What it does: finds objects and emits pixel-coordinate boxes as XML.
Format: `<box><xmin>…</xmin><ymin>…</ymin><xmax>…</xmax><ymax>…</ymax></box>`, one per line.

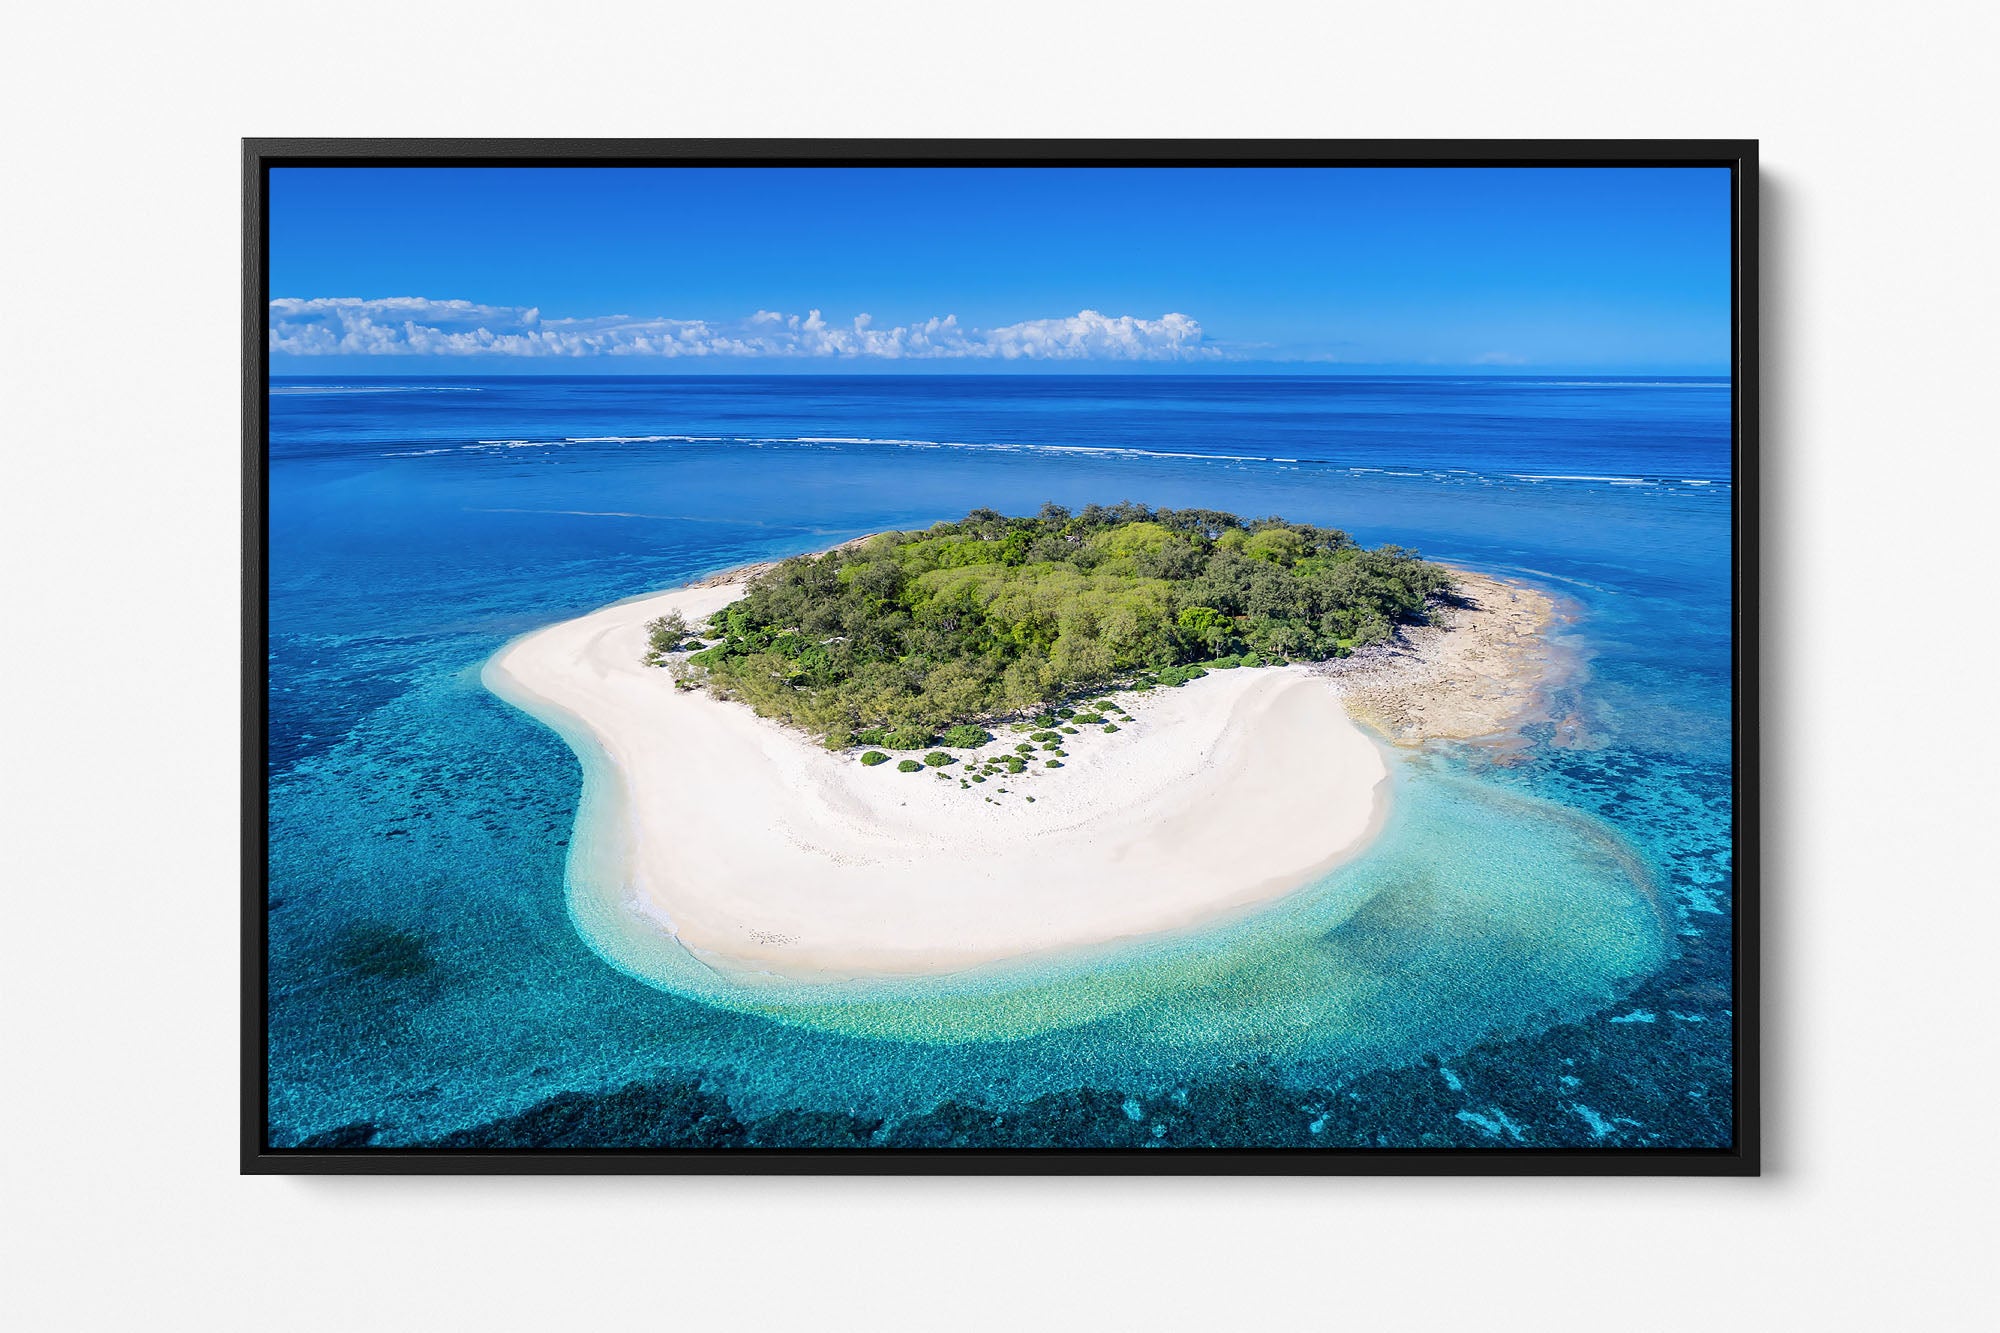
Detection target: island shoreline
<box><xmin>486</xmin><ymin>540</ymin><xmax>1558</xmax><ymax>987</ymax></box>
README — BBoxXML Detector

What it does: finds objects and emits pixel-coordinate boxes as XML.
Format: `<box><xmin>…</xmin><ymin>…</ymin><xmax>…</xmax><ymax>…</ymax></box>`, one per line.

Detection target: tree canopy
<box><xmin>678</xmin><ymin>503</ymin><xmax>1453</xmax><ymax>746</ymax></box>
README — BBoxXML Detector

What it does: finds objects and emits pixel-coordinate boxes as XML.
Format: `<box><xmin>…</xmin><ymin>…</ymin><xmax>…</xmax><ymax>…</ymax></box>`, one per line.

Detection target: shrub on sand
<box><xmin>859</xmin><ymin>750</ymin><xmax>889</xmax><ymax>767</ymax></box>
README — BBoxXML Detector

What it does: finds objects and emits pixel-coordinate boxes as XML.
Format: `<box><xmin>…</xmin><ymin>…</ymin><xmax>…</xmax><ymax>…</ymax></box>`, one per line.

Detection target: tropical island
<box><xmin>651</xmin><ymin>504</ymin><xmax>1453</xmax><ymax>749</ymax></box>
<box><xmin>486</xmin><ymin>505</ymin><xmax>1554</xmax><ymax>982</ymax></box>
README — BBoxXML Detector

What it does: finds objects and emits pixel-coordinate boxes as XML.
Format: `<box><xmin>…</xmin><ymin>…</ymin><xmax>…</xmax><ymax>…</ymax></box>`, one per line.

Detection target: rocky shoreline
<box><xmin>1322</xmin><ymin>567</ymin><xmax>1568</xmax><ymax>746</ymax></box>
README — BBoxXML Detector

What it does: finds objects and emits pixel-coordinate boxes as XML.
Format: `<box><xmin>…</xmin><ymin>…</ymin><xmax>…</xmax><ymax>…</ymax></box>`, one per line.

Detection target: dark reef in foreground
<box><xmin>287</xmin><ymin>934</ymin><xmax>1727</xmax><ymax>1152</ymax></box>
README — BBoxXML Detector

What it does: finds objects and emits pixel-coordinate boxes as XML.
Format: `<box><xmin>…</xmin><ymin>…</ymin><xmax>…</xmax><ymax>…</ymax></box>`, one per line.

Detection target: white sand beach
<box><xmin>488</xmin><ymin>580</ymin><xmax>1391</xmax><ymax>982</ymax></box>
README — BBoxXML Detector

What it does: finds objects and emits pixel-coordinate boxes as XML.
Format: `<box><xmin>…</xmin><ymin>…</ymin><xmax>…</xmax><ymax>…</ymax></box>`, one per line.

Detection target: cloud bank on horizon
<box><xmin>268</xmin><ymin>297</ymin><xmax>1215</xmax><ymax>362</ymax></box>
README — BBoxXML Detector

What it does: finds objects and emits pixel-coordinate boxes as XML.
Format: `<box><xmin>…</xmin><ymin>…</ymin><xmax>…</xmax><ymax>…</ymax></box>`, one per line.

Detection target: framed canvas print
<box><xmin>244</xmin><ymin>139</ymin><xmax>1757</xmax><ymax>1174</ymax></box>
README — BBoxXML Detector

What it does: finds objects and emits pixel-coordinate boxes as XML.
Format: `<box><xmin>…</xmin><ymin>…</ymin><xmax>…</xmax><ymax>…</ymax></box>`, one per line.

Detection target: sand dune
<box><xmin>487</xmin><ymin>581</ymin><xmax>1390</xmax><ymax>981</ymax></box>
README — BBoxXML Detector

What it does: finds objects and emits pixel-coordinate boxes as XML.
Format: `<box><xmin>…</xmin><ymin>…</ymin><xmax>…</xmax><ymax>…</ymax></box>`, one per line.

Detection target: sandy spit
<box><xmin>488</xmin><ymin>581</ymin><xmax>1390</xmax><ymax>982</ymax></box>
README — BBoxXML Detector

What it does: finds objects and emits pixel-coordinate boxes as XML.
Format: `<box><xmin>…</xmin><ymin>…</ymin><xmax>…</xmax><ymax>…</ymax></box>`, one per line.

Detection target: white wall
<box><xmin>5</xmin><ymin>2</ymin><xmax>1995</xmax><ymax>1328</ymax></box>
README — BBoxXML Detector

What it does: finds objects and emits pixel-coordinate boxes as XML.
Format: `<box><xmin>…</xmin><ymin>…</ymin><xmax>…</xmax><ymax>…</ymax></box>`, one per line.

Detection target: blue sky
<box><xmin>269</xmin><ymin>166</ymin><xmax>1731</xmax><ymax>375</ymax></box>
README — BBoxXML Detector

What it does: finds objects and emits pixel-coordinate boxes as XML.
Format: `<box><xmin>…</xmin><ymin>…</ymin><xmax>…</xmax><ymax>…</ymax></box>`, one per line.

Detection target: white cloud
<box><xmin>268</xmin><ymin>297</ymin><xmax>1216</xmax><ymax>362</ymax></box>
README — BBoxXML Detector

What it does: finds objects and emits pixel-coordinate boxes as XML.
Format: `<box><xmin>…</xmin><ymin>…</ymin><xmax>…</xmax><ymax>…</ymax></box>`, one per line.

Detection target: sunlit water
<box><xmin>266</xmin><ymin>374</ymin><xmax>1733</xmax><ymax>1147</ymax></box>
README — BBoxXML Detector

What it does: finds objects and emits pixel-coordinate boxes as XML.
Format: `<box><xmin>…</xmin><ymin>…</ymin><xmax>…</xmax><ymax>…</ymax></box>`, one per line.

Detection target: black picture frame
<box><xmin>243</xmin><ymin>137</ymin><xmax>1759</xmax><ymax>1176</ymax></box>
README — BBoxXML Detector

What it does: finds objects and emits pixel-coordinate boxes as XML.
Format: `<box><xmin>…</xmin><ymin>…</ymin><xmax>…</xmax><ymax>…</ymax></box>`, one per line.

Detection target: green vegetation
<box><xmin>686</xmin><ymin>504</ymin><xmax>1451</xmax><ymax>744</ymax></box>
<box><xmin>852</xmin><ymin>724</ymin><xmax>934</xmax><ymax>750</ymax></box>
<box><xmin>923</xmin><ymin>751</ymin><xmax>955</xmax><ymax>768</ymax></box>
<box><xmin>645</xmin><ymin>609</ymin><xmax>696</xmax><ymax>657</ymax></box>
<box><xmin>858</xmin><ymin>750</ymin><xmax>889</xmax><ymax>767</ymax></box>
<box><xmin>896</xmin><ymin>759</ymin><xmax>923</xmax><ymax>773</ymax></box>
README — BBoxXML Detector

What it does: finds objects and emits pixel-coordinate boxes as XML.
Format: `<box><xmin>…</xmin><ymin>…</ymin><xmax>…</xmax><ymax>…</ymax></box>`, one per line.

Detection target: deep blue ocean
<box><xmin>266</xmin><ymin>374</ymin><xmax>1735</xmax><ymax>1151</ymax></box>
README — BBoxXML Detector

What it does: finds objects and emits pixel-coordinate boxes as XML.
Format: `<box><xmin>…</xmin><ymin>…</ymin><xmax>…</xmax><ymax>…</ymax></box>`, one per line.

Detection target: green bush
<box><xmin>923</xmin><ymin>751</ymin><xmax>955</xmax><ymax>767</ymax></box>
<box><xmin>1045</xmin><ymin>759</ymin><xmax>1063</xmax><ymax>768</ymax></box>
<box><xmin>1040</xmin><ymin>740</ymin><xmax>1062</xmax><ymax>751</ymax></box>
<box><xmin>1004</xmin><ymin>756</ymin><xmax>1027</xmax><ymax>774</ymax></box>
<box><xmin>859</xmin><ymin>750</ymin><xmax>889</xmax><ymax>767</ymax></box>
<box><xmin>1030</xmin><ymin>730</ymin><xmax>1062</xmax><ymax>743</ymax></box>
<box><xmin>886</xmin><ymin>727</ymin><xmax>933</xmax><ymax>750</ymax></box>
<box><xmin>685</xmin><ymin>643</ymin><xmax>729</xmax><ymax>670</ymax></box>
<box><xmin>853</xmin><ymin>726</ymin><xmax>891</xmax><ymax>747</ymax></box>
<box><xmin>1073</xmin><ymin>712</ymin><xmax>1105</xmax><ymax>724</ymax></box>
<box><xmin>1015</xmin><ymin>742</ymin><xmax>1037</xmax><ymax>753</ymax></box>
<box><xmin>940</xmin><ymin>724</ymin><xmax>992</xmax><ymax>748</ymax></box>
<box><xmin>896</xmin><ymin>759</ymin><xmax>923</xmax><ymax>773</ymax></box>
<box><xmin>1102</xmin><ymin>723</ymin><xmax>1120</xmax><ymax>734</ymax></box>
<box><xmin>1055</xmin><ymin>707</ymin><xmax>1075</xmax><ymax>719</ymax></box>
<box><xmin>645</xmin><ymin>609</ymin><xmax>693</xmax><ymax>654</ymax></box>
<box><xmin>1059</xmin><ymin>725</ymin><xmax>1078</xmax><ymax>734</ymax></box>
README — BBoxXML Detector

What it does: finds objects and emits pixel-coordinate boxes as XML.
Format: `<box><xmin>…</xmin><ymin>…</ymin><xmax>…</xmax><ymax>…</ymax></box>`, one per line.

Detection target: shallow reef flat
<box><xmin>1329</xmin><ymin>567</ymin><xmax>1564</xmax><ymax>746</ymax></box>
